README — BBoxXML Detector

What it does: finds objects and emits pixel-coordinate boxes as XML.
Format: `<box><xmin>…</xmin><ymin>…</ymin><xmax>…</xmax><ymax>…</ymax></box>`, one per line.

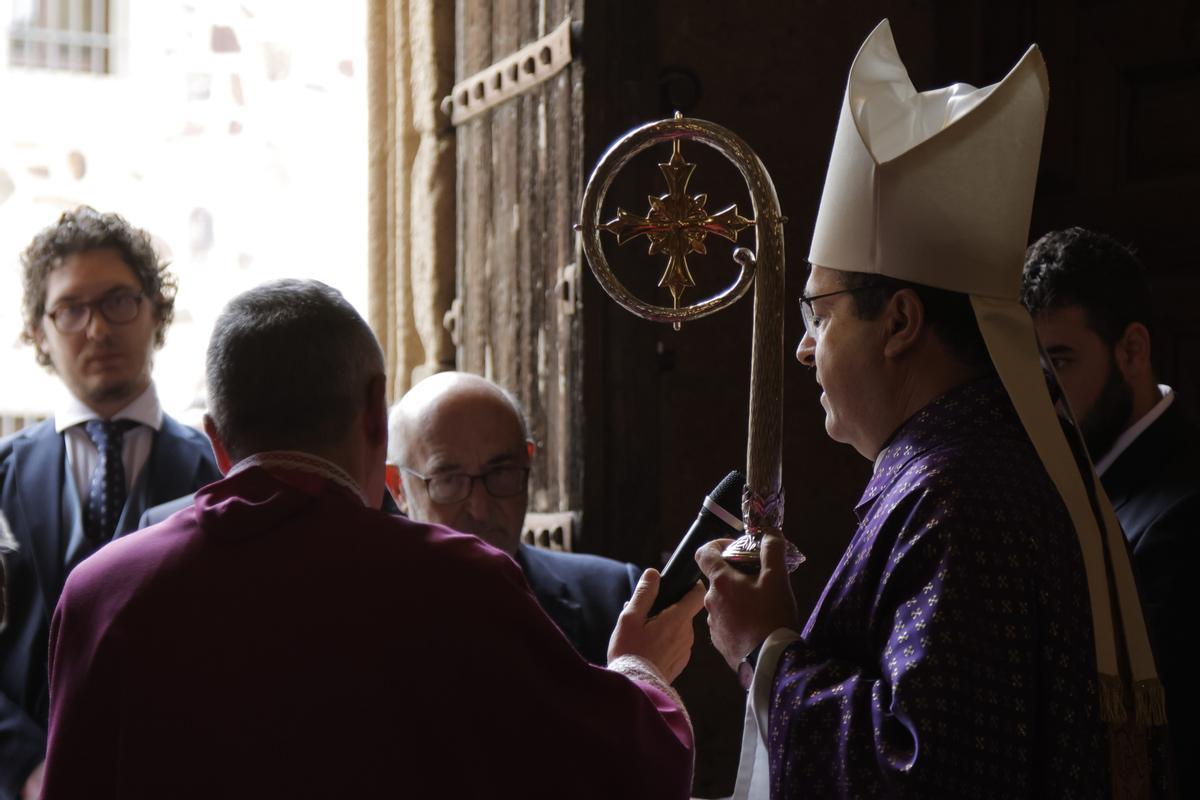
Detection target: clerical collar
<box><xmin>1094</xmin><ymin>384</ymin><xmax>1174</xmax><ymax>477</ymax></box>
<box><xmin>54</xmin><ymin>382</ymin><xmax>163</xmax><ymax>433</ymax></box>
<box><xmin>229</xmin><ymin>451</ymin><xmax>369</xmax><ymax>506</ymax></box>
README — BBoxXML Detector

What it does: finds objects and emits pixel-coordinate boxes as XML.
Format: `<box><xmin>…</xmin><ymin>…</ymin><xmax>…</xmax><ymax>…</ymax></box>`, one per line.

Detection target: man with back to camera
<box><xmin>1023</xmin><ymin>226</ymin><xmax>1195</xmax><ymax>790</ymax></box>
<box><xmin>694</xmin><ymin>21</ymin><xmax>1165</xmax><ymax>797</ymax></box>
<box><xmin>0</xmin><ymin>207</ymin><xmax>219</xmax><ymax>800</ymax></box>
<box><xmin>388</xmin><ymin>371</ymin><xmax>640</xmax><ymax>665</ymax></box>
<box><xmin>39</xmin><ymin>279</ymin><xmax>706</xmax><ymax>799</ymax></box>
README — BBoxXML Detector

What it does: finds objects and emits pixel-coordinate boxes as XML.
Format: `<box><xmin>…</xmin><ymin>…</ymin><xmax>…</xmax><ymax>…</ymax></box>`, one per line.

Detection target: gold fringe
<box><xmin>1100</xmin><ymin>673</ymin><xmax>1127</xmax><ymax>726</ymax></box>
<box><xmin>1134</xmin><ymin>679</ymin><xmax>1167</xmax><ymax>727</ymax></box>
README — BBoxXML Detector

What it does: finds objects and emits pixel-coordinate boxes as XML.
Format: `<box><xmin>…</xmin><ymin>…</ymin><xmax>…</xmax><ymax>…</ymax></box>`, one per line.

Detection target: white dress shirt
<box><xmin>1094</xmin><ymin>384</ymin><xmax>1174</xmax><ymax>477</ymax></box>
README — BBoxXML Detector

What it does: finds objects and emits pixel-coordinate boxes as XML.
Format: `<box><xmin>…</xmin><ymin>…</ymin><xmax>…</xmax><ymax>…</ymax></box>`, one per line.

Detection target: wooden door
<box><xmin>452</xmin><ymin>0</ymin><xmax>666</xmax><ymax>550</ymax></box>
<box><xmin>453</xmin><ymin>0</ymin><xmax>586</xmax><ymax>524</ymax></box>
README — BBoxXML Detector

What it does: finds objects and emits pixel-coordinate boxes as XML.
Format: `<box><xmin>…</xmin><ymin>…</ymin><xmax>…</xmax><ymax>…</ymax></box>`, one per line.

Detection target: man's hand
<box><xmin>695</xmin><ymin>534</ymin><xmax>799</xmax><ymax>670</ymax></box>
<box><xmin>608</xmin><ymin>569</ymin><xmax>705</xmax><ymax>682</ymax></box>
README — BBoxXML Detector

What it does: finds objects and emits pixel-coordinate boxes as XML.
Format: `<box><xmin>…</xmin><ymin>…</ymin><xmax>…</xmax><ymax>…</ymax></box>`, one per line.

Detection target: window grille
<box><xmin>8</xmin><ymin>0</ymin><xmax>112</xmax><ymax>74</ymax></box>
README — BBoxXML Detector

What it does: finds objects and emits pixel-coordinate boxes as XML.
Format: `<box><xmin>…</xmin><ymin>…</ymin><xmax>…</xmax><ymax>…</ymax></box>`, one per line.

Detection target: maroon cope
<box><xmin>41</xmin><ymin>464</ymin><xmax>693</xmax><ymax>799</ymax></box>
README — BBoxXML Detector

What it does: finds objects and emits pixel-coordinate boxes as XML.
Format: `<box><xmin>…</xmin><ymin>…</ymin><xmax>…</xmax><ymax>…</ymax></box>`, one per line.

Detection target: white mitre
<box><xmin>809</xmin><ymin>20</ymin><xmax>1044</xmax><ymax>298</ymax></box>
<box><xmin>808</xmin><ymin>20</ymin><xmax>1162</xmax><ymax>727</ymax></box>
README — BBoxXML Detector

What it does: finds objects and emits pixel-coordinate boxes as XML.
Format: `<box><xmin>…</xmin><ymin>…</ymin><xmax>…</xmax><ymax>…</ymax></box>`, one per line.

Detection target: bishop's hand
<box><xmin>696</xmin><ymin>534</ymin><xmax>799</xmax><ymax>671</ymax></box>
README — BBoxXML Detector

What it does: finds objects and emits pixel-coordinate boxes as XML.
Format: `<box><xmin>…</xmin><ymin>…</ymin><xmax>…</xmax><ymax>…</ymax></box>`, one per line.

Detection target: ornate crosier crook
<box><xmin>576</xmin><ymin>113</ymin><xmax>803</xmax><ymax>572</ymax></box>
<box><xmin>598</xmin><ymin>136</ymin><xmax>755</xmax><ymax>320</ymax></box>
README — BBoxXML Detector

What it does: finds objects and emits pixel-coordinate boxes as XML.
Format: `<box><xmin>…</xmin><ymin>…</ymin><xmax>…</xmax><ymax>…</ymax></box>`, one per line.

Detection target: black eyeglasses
<box><xmin>45</xmin><ymin>292</ymin><xmax>145</xmax><ymax>335</ymax></box>
<box><xmin>401</xmin><ymin>466</ymin><xmax>530</xmax><ymax>505</ymax></box>
<box><xmin>799</xmin><ymin>287</ymin><xmax>871</xmax><ymax>339</ymax></box>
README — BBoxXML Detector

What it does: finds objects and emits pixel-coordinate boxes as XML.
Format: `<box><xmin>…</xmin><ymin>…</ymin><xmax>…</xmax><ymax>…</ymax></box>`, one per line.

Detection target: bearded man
<box><xmin>1023</xmin><ymin>226</ymin><xmax>1195</xmax><ymax>791</ymax></box>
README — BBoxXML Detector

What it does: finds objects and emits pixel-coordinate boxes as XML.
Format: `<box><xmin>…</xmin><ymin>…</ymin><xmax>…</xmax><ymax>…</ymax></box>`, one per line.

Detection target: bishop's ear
<box><xmin>881</xmin><ymin>288</ymin><xmax>925</xmax><ymax>359</ymax></box>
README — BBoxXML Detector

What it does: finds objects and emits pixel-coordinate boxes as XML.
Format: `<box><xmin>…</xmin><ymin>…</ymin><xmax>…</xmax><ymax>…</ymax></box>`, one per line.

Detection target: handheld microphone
<box><xmin>649</xmin><ymin>470</ymin><xmax>745</xmax><ymax>617</ymax></box>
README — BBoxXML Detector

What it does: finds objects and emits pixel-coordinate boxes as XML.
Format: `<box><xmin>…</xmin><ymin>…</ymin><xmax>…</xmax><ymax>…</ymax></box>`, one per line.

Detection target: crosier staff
<box><xmin>576</xmin><ymin>112</ymin><xmax>802</xmax><ymax>573</ymax></box>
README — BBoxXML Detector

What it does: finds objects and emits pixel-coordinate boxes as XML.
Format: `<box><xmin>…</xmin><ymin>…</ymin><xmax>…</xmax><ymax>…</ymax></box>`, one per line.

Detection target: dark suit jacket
<box><xmin>0</xmin><ymin>416</ymin><xmax>219</xmax><ymax>798</ymax></box>
<box><xmin>138</xmin><ymin>494</ymin><xmax>195</xmax><ymax>528</ymax></box>
<box><xmin>515</xmin><ymin>543</ymin><xmax>640</xmax><ymax>666</ymax></box>
<box><xmin>1101</xmin><ymin>401</ymin><xmax>1199</xmax><ymax>787</ymax></box>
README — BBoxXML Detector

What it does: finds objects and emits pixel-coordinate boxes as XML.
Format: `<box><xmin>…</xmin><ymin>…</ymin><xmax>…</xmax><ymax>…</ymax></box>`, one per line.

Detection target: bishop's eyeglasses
<box><xmin>45</xmin><ymin>292</ymin><xmax>146</xmax><ymax>335</ymax></box>
<box><xmin>799</xmin><ymin>287</ymin><xmax>872</xmax><ymax>340</ymax></box>
<box><xmin>401</xmin><ymin>465</ymin><xmax>530</xmax><ymax>505</ymax></box>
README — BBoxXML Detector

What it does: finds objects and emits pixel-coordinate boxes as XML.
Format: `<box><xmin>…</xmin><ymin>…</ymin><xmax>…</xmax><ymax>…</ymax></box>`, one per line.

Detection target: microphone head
<box><xmin>708</xmin><ymin>470</ymin><xmax>746</xmax><ymax>517</ymax></box>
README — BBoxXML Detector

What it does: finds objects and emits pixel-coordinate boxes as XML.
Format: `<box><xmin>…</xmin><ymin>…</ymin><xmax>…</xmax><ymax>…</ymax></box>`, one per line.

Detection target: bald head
<box><xmin>389</xmin><ymin>372</ymin><xmax>532</xmax><ymax>554</ymax></box>
<box><xmin>389</xmin><ymin>372</ymin><xmax>527</xmax><ymax>465</ymax></box>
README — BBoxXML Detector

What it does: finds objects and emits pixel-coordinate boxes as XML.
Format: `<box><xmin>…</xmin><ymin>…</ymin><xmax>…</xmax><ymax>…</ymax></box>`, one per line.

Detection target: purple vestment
<box><xmin>41</xmin><ymin>465</ymin><xmax>693</xmax><ymax>799</ymax></box>
<box><xmin>769</xmin><ymin>377</ymin><xmax>1107</xmax><ymax>798</ymax></box>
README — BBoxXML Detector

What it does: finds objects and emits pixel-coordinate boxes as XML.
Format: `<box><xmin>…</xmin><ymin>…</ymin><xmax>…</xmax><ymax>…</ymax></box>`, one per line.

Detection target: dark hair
<box><xmin>20</xmin><ymin>206</ymin><xmax>177</xmax><ymax>367</ymax></box>
<box><xmin>837</xmin><ymin>270</ymin><xmax>992</xmax><ymax>369</ymax></box>
<box><xmin>206</xmin><ymin>279</ymin><xmax>384</xmax><ymax>463</ymax></box>
<box><xmin>1021</xmin><ymin>227</ymin><xmax>1150</xmax><ymax>346</ymax></box>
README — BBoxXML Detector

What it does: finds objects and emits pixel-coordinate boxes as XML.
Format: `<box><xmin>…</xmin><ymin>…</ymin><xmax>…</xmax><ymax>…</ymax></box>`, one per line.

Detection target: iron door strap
<box><xmin>443</xmin><ymin>18</ymin><xmax>574</xmax><ymax>126</ymax></box>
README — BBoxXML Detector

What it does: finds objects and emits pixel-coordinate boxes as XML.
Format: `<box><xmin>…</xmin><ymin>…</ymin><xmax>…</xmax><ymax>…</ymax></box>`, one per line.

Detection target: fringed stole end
<box><xmin>1100</xmin><ymin>674</ymin><xmax>1168</xmax><ymax>727</ymax></box>
<box><xmin>1134</xmin><ymin>679</ymin><xmax>1167</xmax><ymax>727</ymax></box>
<box><xmin>1100</xmin><ymin>673</ymin><xmax>1127</xmax><ymax>726</ymax></box>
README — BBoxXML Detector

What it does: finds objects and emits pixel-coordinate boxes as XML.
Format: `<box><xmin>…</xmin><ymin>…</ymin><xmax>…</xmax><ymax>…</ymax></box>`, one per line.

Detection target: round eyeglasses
<box><xmin>45</xmin><ymin>292</ymin><xmax>145</xmax><ymax>335</ymax></box>
<box><xmin>401</xmin><ymin>465</ymin><xmax>530</xmax><ymax>505</ymax></box>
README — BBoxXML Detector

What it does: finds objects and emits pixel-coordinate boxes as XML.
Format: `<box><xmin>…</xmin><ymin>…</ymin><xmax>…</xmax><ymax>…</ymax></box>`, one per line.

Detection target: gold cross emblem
<box><xmin>599</xmin><ymin>137</ymin><xmax>754</xmax><ymax>311</ymax></box>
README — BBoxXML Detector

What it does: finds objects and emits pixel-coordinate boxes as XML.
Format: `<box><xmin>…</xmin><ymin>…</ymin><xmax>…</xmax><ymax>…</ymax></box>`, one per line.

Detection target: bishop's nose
<box><xmin>795</xmin><ymin>332</ymin><xmax>816</xmax><ymax>368</ymax></box>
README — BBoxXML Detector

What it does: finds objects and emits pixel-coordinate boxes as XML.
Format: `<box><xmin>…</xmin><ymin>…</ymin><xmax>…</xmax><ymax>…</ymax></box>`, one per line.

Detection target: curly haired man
<box><xmin>0</xmin><ymin>207</ymin><xmax>218</xmax><ymax>799</ymax></box>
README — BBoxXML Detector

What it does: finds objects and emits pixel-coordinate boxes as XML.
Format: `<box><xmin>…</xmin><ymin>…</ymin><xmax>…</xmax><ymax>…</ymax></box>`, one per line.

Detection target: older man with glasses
<box><xmin>0</xmin><ymin>207</ymin><xmax>219</xmax><ymax>800</ymax></box>
<box><xmin>388</xmin><ymin>371</ymin><xmax>642</xmax><ymax>666</ymax></box>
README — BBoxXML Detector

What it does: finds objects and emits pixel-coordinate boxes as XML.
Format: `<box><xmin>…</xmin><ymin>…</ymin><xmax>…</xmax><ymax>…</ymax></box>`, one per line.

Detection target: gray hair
<box><xmin>206</xmin><ymin>279</ymin><xmax>383</xmax><ymax>463</ymax></box>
